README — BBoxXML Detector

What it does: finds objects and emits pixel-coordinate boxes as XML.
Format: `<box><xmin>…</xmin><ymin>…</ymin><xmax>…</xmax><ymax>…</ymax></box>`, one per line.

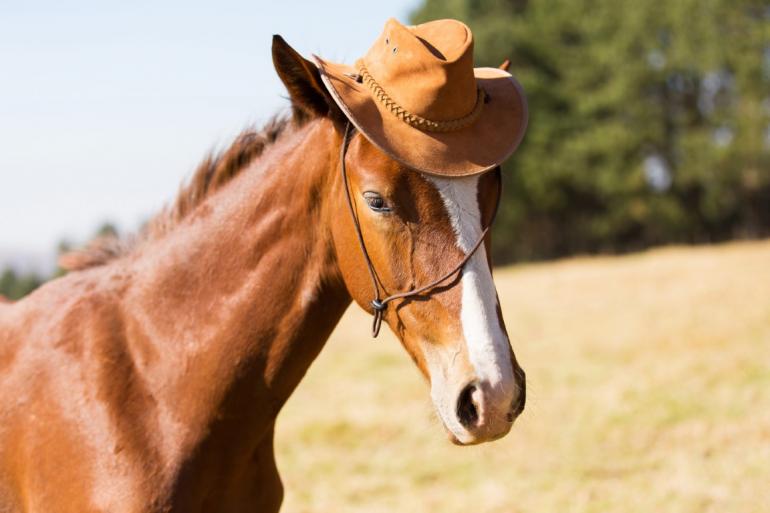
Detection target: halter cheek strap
<box><xmin>339</xmin><ymin>122</ymin><xmax>502</xmax><ymax>337</ymax></box>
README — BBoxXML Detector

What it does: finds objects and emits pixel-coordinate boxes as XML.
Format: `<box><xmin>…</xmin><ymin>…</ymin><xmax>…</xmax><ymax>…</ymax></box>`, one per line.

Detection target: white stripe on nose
<box><xmin>426</xmin><ymin>175</ymin><xmax>515</xmax><ymax>397</ymax></box>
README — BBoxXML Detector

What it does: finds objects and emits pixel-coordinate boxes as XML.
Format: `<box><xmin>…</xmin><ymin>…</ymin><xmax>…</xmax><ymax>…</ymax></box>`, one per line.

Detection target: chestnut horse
<box><xmin>0</xmin><ymin>36</ymin><xmax>525</xmax><ymax>512</ymax></box>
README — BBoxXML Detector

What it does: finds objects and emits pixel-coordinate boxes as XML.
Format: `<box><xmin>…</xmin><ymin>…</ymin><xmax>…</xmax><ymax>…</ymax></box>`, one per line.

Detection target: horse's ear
<box><xmin>272</xmin><ymin>35</ymin><xmax>343</xmax><ymax>124</ymax></box>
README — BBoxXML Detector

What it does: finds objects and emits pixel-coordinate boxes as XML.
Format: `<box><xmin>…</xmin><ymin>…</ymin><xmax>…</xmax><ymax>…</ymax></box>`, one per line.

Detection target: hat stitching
<box><xmin>356</xmin><ymin>60</ymin><xmax>486</xmax><ymax>133</ymax></box>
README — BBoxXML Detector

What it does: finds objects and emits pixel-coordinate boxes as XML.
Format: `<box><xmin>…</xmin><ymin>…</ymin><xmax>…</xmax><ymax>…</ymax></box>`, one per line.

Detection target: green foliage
<box><xmin>0</xmin><ymin>222</ymin><xmax>121</xmax><ymax>300</ymax></box>
<box><xmin>0</xmin><ymin>268</ymin><xmax>43</xmax><ymax>301</ymax></box>
<box><xmin>95</xmin><ymin>222</ymin><xmax>119</xmax><ymax>238</ymax></box>
<box><xmin>412</xmin><ymin>0</ymin><xmax>770</xmax><ymax>262</ymax></box>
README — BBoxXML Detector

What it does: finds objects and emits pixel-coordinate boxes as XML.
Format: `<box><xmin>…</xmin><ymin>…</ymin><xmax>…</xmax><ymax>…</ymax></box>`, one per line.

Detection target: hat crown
<box><xmin>362</xmin><ymin>19</ymin><xmax>478</xmax><ymax>122</ymax></box>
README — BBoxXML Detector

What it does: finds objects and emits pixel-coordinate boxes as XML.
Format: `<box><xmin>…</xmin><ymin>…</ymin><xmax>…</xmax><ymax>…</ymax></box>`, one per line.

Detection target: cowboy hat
<box><xmin>314</xmin><ymin>18</ymin><xmax>528</xmax><ymax>177</ymax></box>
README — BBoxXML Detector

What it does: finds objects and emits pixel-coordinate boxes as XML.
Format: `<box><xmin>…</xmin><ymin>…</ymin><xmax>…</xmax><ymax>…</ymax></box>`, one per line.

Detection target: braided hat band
<box><xmin>355</xmin><ymin>59</ymin><xmax>487</xmax><ymax>133</ymax></box>
<box><xmin>313</xmin><ymin>18</ymin><xmax>528</xmax><ymax>175</ymax></box>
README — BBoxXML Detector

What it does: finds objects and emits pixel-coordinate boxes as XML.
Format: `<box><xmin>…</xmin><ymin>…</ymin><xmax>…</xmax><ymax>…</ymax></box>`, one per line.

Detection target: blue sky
<box><xmin>0</xmin><ymin>0</ymin><xmax>418</xmax><ymax>254</ymax></box>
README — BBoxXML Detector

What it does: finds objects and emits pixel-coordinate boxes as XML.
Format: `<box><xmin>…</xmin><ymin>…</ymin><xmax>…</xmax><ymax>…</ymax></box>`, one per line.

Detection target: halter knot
<box><xmin>339</xmin><ymin>123</ymin><xmax>501</xmax><ymax>340</ymax></box>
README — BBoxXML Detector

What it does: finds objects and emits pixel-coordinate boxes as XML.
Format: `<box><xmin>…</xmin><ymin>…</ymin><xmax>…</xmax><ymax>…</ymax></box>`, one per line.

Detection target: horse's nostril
<box><xmin>456</xmin><ymin>382</ymin><xmax>479</xmax><ymax>428</ymax></box>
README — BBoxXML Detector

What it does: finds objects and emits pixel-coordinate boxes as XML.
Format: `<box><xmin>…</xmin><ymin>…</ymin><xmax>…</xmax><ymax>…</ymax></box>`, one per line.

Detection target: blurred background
<box><xmin>2</xmin><ymin>1</ymin><xmax>769</xmax><ymax>512</ymax></box>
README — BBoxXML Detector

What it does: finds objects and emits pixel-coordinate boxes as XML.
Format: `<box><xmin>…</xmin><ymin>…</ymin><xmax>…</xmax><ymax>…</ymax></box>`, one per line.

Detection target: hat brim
<box><xmin>315</xmin><ymin>56</ymin><xmax>528</xmax><ymax>177</ymax></box>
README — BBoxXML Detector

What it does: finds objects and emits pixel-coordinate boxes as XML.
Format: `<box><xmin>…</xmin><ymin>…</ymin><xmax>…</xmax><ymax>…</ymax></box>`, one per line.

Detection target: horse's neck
<box><xmin>125</xmin><ymin>118</ymin><xmax>350</xmax><ymax>462</ymax></box>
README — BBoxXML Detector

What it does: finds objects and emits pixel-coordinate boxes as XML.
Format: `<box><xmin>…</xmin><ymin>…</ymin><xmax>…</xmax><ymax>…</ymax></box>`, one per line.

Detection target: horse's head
<box><xmin>333</xmin><ymin>135</ymin><xmax>526</xmax><ymax>445</ymax></box>
<box><xmin>273</xmin><ymin>36</ymin><xmax>525</xmax><ymax>445</ymax></box>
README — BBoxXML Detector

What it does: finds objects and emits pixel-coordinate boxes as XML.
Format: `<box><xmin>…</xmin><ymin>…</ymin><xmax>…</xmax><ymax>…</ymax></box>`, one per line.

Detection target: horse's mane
<box><xmin>60</xmin><ymin>114</ymin><xmax>301</xmax><ymax>272</ymax></box>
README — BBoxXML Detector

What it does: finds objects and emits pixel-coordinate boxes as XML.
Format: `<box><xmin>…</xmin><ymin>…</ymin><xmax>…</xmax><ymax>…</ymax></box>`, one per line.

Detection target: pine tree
<box><xmin>412</xmin><ymin>0</ymin><xmax>770</xmax><ymax>261</ymax></box>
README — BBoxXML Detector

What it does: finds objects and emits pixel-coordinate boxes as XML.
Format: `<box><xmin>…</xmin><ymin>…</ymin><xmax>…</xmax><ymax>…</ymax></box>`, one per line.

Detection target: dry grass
<box><xmin>275</xmin><ymin>240</ymin><xmax>770</xmax><ymax>513</ymax></box>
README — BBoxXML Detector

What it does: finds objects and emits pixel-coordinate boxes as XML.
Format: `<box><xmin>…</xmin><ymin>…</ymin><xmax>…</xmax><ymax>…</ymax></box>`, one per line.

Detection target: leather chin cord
<box><xmin>339</xmin><ymin>122</ymin><xmax>502</xmax><ymax>337</ymax></box>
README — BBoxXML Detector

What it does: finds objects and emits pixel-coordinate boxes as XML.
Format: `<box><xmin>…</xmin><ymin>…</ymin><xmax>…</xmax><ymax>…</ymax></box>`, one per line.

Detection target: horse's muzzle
<box><xmin>452</xmin><ymin>366</ymin><xmax>526</xmax><ymax>445</ymax></box>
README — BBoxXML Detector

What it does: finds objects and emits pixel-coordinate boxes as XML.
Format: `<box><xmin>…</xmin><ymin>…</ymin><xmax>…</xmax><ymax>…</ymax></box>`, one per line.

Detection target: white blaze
<box><xmin>426</xmin><ymin>175</ymin><xmax>514</xmax><ymax>393</ymax></box>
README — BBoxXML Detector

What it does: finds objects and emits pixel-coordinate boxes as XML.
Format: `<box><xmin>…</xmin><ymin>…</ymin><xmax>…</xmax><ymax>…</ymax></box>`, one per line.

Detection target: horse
<box><xmin>0</xmin><ymin>36</ymin><xmax>526</xmax><ymax>513</ymax></box>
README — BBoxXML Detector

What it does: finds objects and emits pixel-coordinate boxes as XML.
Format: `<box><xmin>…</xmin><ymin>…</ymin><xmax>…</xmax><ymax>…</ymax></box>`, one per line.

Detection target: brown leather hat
<box><xmin>315</xmin><ymin>18</ymin><xmax>528</xmax><ymax>176</ymax></box>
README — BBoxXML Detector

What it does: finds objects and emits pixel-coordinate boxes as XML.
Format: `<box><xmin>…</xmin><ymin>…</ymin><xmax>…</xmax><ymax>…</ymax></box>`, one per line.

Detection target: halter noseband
<box><xmin>339</xmin><ymin>123</ymin><xmax>502</xmax><ymax>337</ymax></box>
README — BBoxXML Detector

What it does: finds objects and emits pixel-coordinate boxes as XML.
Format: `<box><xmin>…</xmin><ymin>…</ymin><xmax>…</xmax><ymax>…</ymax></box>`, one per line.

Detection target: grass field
<box><xmin>275</xmin><ymin>240</ymin><xmax>770</xmax><ymax>513</ymax></box>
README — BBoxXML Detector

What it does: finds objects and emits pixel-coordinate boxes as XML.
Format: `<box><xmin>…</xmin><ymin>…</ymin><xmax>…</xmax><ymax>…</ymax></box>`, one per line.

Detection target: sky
<box><xmin>0</xmin><ymin>0</ymin><xmax>418</xmax><ymax>259</ymax></box>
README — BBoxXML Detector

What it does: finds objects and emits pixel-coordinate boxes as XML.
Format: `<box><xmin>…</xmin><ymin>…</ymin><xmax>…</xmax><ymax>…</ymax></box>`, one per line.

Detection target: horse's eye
<box><xmin>363</xmin><ymin>191</ymin><xmax>391</xmax><ymax>213</ymax></box>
